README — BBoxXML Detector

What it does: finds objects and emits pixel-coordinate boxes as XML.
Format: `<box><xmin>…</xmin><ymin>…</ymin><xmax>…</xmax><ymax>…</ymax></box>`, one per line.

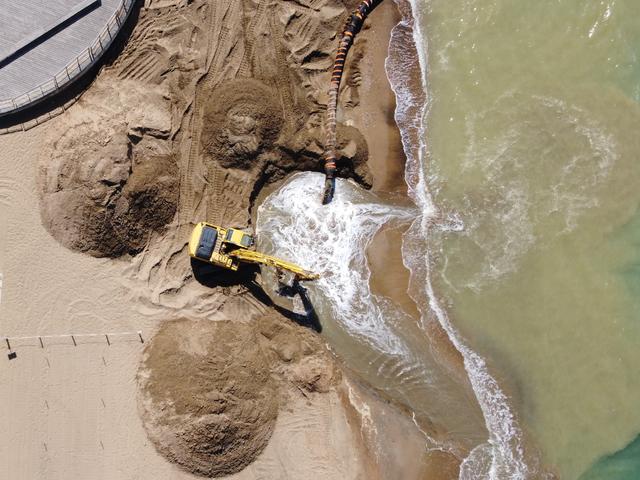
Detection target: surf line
<box><xmin>322</xmin><ymin>0</ymin><xmax>384</xmax><ymax>204</ymax></box>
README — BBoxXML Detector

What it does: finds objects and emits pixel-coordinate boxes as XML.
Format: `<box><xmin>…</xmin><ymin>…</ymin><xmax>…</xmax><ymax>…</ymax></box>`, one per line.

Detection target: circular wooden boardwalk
<box><xmin>0</xmin><ymin>0</ymin><xmax>135</xmax><ymax>117</ymax></box>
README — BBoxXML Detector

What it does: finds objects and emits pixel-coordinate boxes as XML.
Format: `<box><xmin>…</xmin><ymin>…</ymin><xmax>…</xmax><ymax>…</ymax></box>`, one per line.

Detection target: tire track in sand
<box><xmin>237</xmin><ymin>0</ymin><xmax>270</xmax><ymax>78</ymax></box>
<box><xmin>179</xmin><ymin>0</ymin><xmax>242</xmax><ymax>230</ymax></box>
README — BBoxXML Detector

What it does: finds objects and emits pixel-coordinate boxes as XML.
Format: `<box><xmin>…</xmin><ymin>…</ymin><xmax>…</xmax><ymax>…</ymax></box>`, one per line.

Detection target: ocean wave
<box><xmin>387</xmin><ymin>0</ymin><xmax>530</xmax><ymax>478</ymax></box>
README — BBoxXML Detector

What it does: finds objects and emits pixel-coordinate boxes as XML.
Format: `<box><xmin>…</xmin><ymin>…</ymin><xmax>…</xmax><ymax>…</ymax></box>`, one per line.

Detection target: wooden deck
<box><xmin>0</xmin><ymin>0</ymin><xmax>133</xmax><ymax>113</ymax></box>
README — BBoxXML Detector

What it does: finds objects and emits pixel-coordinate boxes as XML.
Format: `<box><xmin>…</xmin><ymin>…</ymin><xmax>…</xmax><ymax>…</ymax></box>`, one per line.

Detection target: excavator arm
<box><xmin>228</xmin><ymin>249</ymin><xmax>320</xmax><ymax>281</ymax></box>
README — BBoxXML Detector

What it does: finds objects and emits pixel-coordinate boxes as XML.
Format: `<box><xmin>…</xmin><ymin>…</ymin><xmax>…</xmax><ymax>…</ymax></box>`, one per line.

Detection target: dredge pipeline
<box><xmin>322</xmin><ymin>0</ymin><xmax>383</xmax><ymax>204</ymax></box>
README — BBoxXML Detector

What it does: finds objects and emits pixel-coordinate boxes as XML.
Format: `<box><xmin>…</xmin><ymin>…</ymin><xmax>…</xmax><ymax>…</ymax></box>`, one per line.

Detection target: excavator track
<box><xmin>237</xmin><ymin>0</ymin><xmax>270</xmax><ymax>77</ymax></box>
<box><xmin>178</xmin><ymin>2</ymin><xmax>220</xmax><ymax>228</ymax></box>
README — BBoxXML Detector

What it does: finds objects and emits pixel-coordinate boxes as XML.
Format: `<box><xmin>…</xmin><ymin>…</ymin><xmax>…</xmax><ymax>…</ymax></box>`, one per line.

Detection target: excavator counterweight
<box><xmin>188</xmin><ymin>222</ymin><xmax>319</xmax><ymax>281</ymax></box>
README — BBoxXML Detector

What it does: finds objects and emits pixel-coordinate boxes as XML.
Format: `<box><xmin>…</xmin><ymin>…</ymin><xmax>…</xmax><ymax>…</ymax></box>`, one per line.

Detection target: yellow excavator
<box><xmin>188</xmin><ymin>222</ymin><xmax>319</xmax><ymax>281</ymax></box>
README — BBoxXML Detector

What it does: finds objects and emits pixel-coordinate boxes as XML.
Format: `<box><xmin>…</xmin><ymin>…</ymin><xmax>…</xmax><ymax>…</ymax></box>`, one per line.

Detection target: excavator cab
<box><xmin>223</xmin><ymin>228</ymin><xmax>254</xmax><ymax>249</ymax></box>
<box><xmin>188</xmin><ymin>221</ymin><xmax>319</xmax><ymax>281</ymax></box>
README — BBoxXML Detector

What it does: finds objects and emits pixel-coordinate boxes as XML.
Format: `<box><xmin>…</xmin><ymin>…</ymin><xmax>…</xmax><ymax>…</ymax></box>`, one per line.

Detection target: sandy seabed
<box><xmin>0</xmin><ymin>0</ymin><xmax>451</xmax><ymax>478</ymax></box>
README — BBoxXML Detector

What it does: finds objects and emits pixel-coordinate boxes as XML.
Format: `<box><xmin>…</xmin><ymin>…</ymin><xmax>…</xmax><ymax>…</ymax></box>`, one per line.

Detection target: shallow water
<box><xmin>414</xmin><ymin>0</ymin><xmax>640</xmax><ymax>478</ymax></box>
<box><xmin>256</xmin><ymin>175</ymin><xmax>488</xmax><ymax>453</ymax></box>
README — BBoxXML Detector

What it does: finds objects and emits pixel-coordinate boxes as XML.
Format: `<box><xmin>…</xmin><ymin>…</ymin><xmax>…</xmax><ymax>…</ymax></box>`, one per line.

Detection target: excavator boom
<box><xmin>228</xmin><ymin>249</ymin><xmax>319</xmax><ymax>281</ymax></box>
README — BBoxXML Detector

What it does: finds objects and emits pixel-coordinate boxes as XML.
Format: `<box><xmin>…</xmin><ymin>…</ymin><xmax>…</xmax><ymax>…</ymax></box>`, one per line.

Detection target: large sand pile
<box><xmin>138</xmin><ymin>313</ymin><xmax>339</xmax><ymax>477</ymax></box>
<box><xmin>38</xmin><ymin>123</ymin><xmax>178</xmax><ymax>257</ymax></box>
<box><xmin>200</xmin><ymin>77</ymin><xmax>371</xmax><ymax>183</ymax></box>
<box><xmin>201</xmin><ymin>79</ymin><xmax>283</xmax><ymax>169</ymax></box>
<box><xmin>139</xmin><ymin>319</ymin><xmax>279</xmax><ymax>477</ymax></box>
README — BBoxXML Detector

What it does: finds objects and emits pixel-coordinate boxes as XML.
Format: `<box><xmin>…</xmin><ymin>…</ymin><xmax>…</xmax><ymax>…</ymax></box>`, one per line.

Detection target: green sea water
<box><xmin>415</xmin><ymin>0</ymin><xmax>640</xmax><ymax>478</ymax></box>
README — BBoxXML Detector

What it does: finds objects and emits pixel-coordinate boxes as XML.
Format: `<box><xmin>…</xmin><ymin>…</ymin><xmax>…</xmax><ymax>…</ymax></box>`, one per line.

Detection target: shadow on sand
<box><xmin>190</xmin><ymin>258</ymin><xmax>322</xmax><ymax>332</ymax></box>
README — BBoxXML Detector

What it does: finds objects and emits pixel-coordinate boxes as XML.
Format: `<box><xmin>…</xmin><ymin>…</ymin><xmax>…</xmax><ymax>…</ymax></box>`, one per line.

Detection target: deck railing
<box><xmin>0</xmin><ymin>0</ymin><xmax>136</xmax><ymax>116</ymax></box>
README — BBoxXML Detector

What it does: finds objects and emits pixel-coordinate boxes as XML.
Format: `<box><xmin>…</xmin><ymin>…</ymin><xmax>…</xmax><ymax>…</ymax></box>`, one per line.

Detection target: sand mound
<box><xmin>110</xmin><ymin>155</ymin><xmax>178</xmax><ymax>252</ymax></box>
<box><xmin>138</xmin><ymin>319</ymin><xmax>279</xmax><ymax>478</ymax></box>
<box><xmin>138</xmin><ymin>312</ymin><xmax>340</xmax><ymax>476</ymax></box>
<box><xmin>201</xmin><ymin>79</ymin><xmax>283</xmax><ymax>169</ymax></box>
<box><xmin>255</xmin><ymin>312</ymin><xmax>340</xmax><ymax>393</ymax></box>
<box><xmin>39</xmin><ymin>123</ymin><xmax>178</xmax><ymax>257</ymax></box>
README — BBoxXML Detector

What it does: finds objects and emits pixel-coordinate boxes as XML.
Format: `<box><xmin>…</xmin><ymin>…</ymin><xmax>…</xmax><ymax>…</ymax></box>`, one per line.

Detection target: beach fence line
<box><xmin>3</xmin><ymin>331</ymin><xmax>144</xmax><ymax>357</ymax></box>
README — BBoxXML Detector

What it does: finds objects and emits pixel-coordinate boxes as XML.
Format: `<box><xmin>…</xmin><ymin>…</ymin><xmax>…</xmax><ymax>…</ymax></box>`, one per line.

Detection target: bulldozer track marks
<box><xmin>118</xmin><ymin>50</ymin><xmax>163</xmax><ymax>82</ymax></box>
<box><xmin>179</xmin><ymin>0</ymin><xmax>243</xmax><ymax>231</ymax></box>
<box><xmin>178</xmin><ymin>2</ymin><xmax>219</xmax><ymax>227</ymax></box>
<box><xmin>207</xmin><ymin>165</ymin><xmax>227</xmax><ymax>224</ymax></box>
<box><xmin>268</xmin><ymin>12</ymin><xmax>296</xmax><ymax>118</ymax></box>
<box><xmin>237</xmin><ymin>0</ymin><xmax>270</xmax><ymax>77</ymax></box>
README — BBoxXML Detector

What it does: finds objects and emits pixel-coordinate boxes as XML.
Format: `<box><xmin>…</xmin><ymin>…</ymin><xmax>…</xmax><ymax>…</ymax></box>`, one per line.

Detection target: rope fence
<box><xmin>3</xmin><ymin>330</ymin><xmax>144</xmax><ymax>358</ymax></box>
<box><xmin>0</xmin><ymin>0</ymin><xmax>136</xmax><ymax>117</ymax></box>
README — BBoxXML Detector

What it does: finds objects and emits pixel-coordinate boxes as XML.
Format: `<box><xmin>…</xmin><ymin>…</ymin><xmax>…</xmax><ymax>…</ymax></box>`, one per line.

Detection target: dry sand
<box><xmin>0</xmin><ymin>0</ymin><xmax>447</xmax><ymax>478</ymax></box>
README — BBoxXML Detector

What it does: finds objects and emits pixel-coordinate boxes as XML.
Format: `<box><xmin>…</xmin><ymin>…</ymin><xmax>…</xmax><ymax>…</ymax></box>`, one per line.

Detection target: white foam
<box><xmin>257</xmin><ymin>174</ymin><xmax>416</xmax><ymax>356</ymax></box>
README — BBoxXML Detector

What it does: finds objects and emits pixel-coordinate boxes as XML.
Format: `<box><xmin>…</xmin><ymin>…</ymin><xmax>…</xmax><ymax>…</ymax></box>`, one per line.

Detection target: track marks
<box><xmin>238</xmin><ymin>0</ymin><xmax>270</xmax><ymax>77</ymax></box>
<box><xmin>118</xmin><ymin>49</ymin><xmax>164</xmax><ymax>82</ymax></box>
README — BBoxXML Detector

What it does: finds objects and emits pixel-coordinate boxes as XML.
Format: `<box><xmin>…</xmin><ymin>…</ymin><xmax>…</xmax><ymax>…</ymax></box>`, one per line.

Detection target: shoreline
<box><xmin>388</xmin><ymin>0</ymin><xmax>552</xmax><ymax>477</ymax></box>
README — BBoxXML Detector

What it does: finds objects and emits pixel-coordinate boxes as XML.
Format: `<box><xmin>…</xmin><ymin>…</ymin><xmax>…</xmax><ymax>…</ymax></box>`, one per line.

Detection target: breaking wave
<box><xmin>386</xmin><ymin>0</ymin><xmax>530</xmax><ymax>478</ymax></box>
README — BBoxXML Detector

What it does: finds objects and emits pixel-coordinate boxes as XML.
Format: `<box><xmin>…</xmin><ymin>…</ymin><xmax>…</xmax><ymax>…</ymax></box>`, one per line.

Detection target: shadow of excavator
<box><xmin>190</xmin><ymin>258</ymin><xmax>322</xmax><ymax>332</ymax></box>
